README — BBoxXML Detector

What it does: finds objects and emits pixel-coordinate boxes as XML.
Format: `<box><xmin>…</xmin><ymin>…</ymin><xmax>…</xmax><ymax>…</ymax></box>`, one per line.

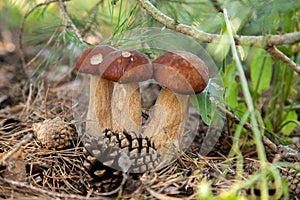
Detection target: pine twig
<box><xmin>137</xmin><ymin>0</ymin><xmax>300</xmax><ymax>48</ymax></box>
<box><xmin>58</xmin><ymin>0</ymin><xmax>84</xmax><ymax>44</ymax></box>
<box><xmin>82</xmin><ymin>0</ymin><xmax>104</xmax><ymax>37</ymax></box>
<box><xmin>217</xmin><ymin>106</ymin><xmax>277</xmax><ymax>152</ymax></box>
<box><xmin>266</xmin><ymin>46</ymin><xmax>300</xmax><ymax>76</ymax></box>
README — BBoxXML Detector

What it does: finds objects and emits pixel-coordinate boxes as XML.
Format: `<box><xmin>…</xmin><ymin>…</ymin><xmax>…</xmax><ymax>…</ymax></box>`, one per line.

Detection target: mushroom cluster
<box><xmin>75</xmin><ymin>46</ymin><xmax>152</xmax><ymax>136</ymax></box>
<box><xmin>76</xmin><ymin>46</ymin><xmax>209</xmax><ymax>175</ymax></box>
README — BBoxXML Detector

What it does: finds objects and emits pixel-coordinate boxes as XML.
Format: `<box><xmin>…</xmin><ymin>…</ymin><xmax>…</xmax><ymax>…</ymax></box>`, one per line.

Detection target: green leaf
<box><xmin>191</xmin><ymin>78</ymin><xmax>224</xmax><ymax>125</ymax></box>
<box><xmin>223</xmin><ymin>62</ymin><xmax>238</xmax><ymax>108</ymax></box>
<box><xmin>191</xmin><ymin>91</ymin><xmax>212</xmax><ymax>125</ymax></box>
<box><xmin>235</xmin><ymin>104</ymin><xmax>248</xmax><ymax>119</ymax></box>
<box><xmin>250</xmin><ymin>49</ymin><xmax>272</xmax><ymax>93</ymax></box>
<box><xmin>280</xmin><ymin>110</ymin><xmax>298</xmax><ymax>134</ymax></box>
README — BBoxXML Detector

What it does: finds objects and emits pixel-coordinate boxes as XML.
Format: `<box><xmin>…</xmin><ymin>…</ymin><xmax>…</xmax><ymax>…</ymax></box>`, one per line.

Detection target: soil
<box><xmin>0</xmin><ymin>37</ymin><xmax>300</xmax><ymax>199</ymax></box>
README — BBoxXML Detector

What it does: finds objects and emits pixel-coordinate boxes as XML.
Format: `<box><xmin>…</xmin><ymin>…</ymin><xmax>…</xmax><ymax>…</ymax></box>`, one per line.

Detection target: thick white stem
<box><xmin>111</xmin><ymin>83</ymin><xmax>142</xmax><ymax>134</ymax></box>
<box><xmin>143</xmin><ymin>89</ymin><xmax>189</xmax><ymax>150</ymax></box>
<box><xmin>86</xmin><ymin>75</ymin><xmax>113</xmax><ymax>136</ymax></box>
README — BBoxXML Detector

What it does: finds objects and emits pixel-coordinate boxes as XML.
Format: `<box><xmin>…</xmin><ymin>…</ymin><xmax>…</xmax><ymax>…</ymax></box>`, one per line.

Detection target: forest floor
<box><xmin>0</xmin><ymin>39</ymin><xmax>300</xmax><ymax>200</ymax></box>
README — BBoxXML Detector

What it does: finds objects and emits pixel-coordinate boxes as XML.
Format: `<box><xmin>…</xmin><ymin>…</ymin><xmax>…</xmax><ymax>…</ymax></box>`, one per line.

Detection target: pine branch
<box><xmin>58</xmin><ymin>0</ymin><xmax>84</xmax><ymax>43</ymax></box>
<box><xmin>82</xmin><ymin>0</ymin><xmax>104</xmax><ymax>37</ymax></box>
<box><xmin>137</xmin><ymin>0</ymin><xmax>300</xmax><ymax>48</ymax></box>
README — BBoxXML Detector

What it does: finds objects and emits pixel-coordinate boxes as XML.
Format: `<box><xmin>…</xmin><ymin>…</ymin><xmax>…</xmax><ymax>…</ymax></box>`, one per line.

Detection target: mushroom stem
<box><xmin>98</xmin><ymin>49</ymin><xmax>152</xmax><ymax>135</ymax></box>
<box><xmin>143</xmin><ymin>89</ymin><xmax>189</xmax><ymax>150</ymax></box>
<box><xmin>75</xmin><ymin>45</ymin><xmax>117</xmax><ymax>136</ymax></box>
<box><xmin>111</xmin><ymin>83</ymin><xmax>142</xmax><ymax>134</ymax></box>
<box><xmin>86</xmin><ymin>75</ymin><xmax>113</xmax><ymax>136</ymax></box>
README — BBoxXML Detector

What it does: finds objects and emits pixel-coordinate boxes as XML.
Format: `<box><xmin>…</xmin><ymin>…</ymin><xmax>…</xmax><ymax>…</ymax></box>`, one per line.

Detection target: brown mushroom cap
<box><xmin>153</xmin><ymin>50</ymin><xmax>209</xmax><ymax>94</ymax></box>
<box><xmin>100</xmin><ymin>50</ymin><xmax>153</xmax><ymax>83</ymax></box>
<box><xmin>75</xmin><ymin>45</ymin><xmax>117</xmax><ymax>74</ymax></box>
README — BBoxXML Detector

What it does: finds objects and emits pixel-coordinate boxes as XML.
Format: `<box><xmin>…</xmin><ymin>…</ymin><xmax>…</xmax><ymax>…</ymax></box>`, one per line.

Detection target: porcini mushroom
<box><xmin>100</xmin><ymin>49</ymin><xmax>152</xmax><ymax>134</ymax></box>
<box><xmin>75</xmin><ymin>45</ymin><xmax>117</xmax><ymax>136</ymax></box>
<box><xmin>143</xmin><ymin>50</ymin><xmax>209</xmax><ymax>152</ymax></box>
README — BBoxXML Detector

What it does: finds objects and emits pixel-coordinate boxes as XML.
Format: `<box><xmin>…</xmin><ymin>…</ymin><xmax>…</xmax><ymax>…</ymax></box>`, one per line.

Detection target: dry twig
<box><xmin>266</xmin><ymin>46</ymin><xmax>300</xmax><ymax>75</ymax></box>
<box><xmin>217</xmin><ymin>106</ymin><xmax>300</xmax><ymax>162</ymax></box>
<box><xmin>0</xmin><ymin>133</ymin><xmax>32</xmax><ymax>166</ymax></box>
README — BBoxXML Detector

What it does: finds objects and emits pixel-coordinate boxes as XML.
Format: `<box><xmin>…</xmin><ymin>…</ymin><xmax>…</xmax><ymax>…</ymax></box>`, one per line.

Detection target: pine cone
<box><xmin>32</xmin><ymin>117</ymin><xmax>74</xmax><ymax>149</ymax></box>
<box><xmin>83</xmin><ymin>129</ymin><xmax>160</xmax><ymax>173</ymax></box>
<box><xmin>82</xmin><ymin>151</ymin><xmax>123</xmax><ymax>193</ymax></box>
<box><xmin>82</xmin><ymin>129</ymin><xmax>161</xmax><ymax>192</ymax></box>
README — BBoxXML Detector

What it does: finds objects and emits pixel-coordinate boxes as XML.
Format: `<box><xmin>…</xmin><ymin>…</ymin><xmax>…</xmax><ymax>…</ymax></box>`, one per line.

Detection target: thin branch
<box><xmin>137</xmin><ymin>0</ymin><xmax>300</xmax><ymax>48</ymax></box>
<box><xmin>58</xmin><ymin>0</ymin><xmax>84</xmax><ymax>44</ymax></box>
<box><xmin>25</xmin><ymin>27</ymin><xmax>59</xmax><ymax>68</ymax></box>
<box><xmin>19</xmin><ymin>0</ymin><xmax>64</xmax><ymax>68</ymax></box>
<box><xmin>217</xmin><ymin>105</ymin><xmax>300</xmax><ymax>162</ymax></box>
<box><xmin>266</xmin><ymin>46</ymin><xmax>300</xmax><ymax>75</ymax></box>
<box><xmin>217</xmin><ymin>106</ymin><xmax>252</xmax><ymax>131</ymax></box>
<box><xmin>82</xmin><ymin>0</ymin><xmax>104</xmax><ymax>37</ymax></box>
<box><xmin>217</xmin><ymin>106</ymin><xmax>277</xmax><ymax>152</ymax></box>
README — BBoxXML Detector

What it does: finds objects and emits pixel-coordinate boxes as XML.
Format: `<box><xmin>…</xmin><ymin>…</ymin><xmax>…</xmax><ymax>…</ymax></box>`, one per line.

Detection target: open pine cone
<box><xmin>81</xmin><ymin>129</ymin><xmax>160</xmax><ymax>193</ymax></box>
<box><xmin>83</xmin><ymin>129</ymin><xmax>160</xmax><ymax>173</ymax></box>
<box><xmin>82</xmin><ymin>152</ymin><xmax>124</xmax><ymax>193</ymax></box>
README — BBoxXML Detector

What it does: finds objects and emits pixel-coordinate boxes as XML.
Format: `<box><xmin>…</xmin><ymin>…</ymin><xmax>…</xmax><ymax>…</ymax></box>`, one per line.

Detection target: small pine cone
<box><xmin>32</xmin><ymin>117</ymin><xmax>74</xmax><ymax>149</ymax></box>
<box><xmin>281</xmin><ymin>164</ymin><xmax>300</xmax><ymax>196</ymax></box>
<box><xmin>83</xmin><ymin>129</ymin><xmax>161</xmax><ymax>173</ymax></box>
